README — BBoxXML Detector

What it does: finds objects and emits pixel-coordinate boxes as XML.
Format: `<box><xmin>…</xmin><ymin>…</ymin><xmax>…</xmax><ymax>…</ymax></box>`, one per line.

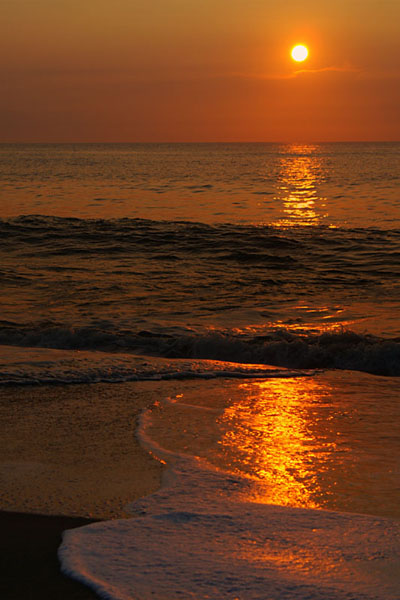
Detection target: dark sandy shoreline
<box><xmin>0</xmin><ymin>381</ymin><xmax>172</xmax><ymax>599</ymax></box>
<box><xmin>0</xmin><ymin>510</ymin><xmax>99</xmax><ymax>599</ymax></box>
<box><xmin>0</xmin><ymin>382</ymin><xmax>166</xmax><ymax>519</ymax></box>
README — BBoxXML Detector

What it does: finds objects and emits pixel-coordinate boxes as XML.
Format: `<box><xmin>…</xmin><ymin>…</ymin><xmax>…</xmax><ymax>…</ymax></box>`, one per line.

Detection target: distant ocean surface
<box><xmin>2</xmin><ymin>143</ymin><xmax>400</xmax><ymax>599</ymax></box>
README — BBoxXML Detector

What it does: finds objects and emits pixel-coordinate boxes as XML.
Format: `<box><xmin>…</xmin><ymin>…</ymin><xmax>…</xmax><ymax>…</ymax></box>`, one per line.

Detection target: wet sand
<box><xmin>0</xmin><ymin>510</ymin><xmax>99</xmax><ymax>599</ymax></box>
<box><xmin>0</xmin><ymin>382</ymin><xmax>168</xmax><ymax>599</ymax></box>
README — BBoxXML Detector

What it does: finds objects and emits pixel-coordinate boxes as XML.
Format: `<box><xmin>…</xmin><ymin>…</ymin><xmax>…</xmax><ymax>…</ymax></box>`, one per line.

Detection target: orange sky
<box><xmin>1</xmin><ymin>0</ymin><xmax>399</xmax><ymax>142</ymax></box>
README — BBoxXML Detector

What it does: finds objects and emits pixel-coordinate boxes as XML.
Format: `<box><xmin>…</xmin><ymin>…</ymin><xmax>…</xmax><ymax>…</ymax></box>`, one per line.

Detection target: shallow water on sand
<box><xmin>140</xmin><ymin>371</ymin><xmax>400</xmax><ymax>521</ymax></box>
<box><xmin>59</xmin><ymin>370</ymin><xmax>400</xmax><ymax>600</ymax></box>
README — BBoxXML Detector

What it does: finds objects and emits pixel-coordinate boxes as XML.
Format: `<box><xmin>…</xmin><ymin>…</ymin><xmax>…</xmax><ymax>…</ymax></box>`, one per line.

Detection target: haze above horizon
<box><xmin>1</xmin><ymin>0</ymin><xmax>399</xmax><ymax>143</ymax></box>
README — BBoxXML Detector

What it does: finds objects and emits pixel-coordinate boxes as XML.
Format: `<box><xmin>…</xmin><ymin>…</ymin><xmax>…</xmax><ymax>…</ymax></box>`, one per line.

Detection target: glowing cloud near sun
<box><xmin>291</xmin><ymin>44</ymin><xmax>309</xmax><ymax>62</ymax></box>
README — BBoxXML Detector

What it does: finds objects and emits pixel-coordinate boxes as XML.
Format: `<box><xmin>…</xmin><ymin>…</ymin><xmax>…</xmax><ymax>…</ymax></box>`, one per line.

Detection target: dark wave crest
<box><xmin>0</xmin><ymin>321</ymin><xmax>399</xmax><ymax>377</ymax></box>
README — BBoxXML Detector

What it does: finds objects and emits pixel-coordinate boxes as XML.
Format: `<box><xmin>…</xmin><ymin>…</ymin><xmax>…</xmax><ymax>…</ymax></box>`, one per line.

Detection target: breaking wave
<box><xmin>0</xmin><ymin>322</ymin><xmax>399</xmax><ymax>377</ymax></box>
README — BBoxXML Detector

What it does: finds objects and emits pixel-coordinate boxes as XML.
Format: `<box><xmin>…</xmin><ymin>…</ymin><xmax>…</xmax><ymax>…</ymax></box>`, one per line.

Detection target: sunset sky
<box><xmin>1</xmin><ymin>0</ymin><xmax>399</xmax><ymax>142</ymax></box>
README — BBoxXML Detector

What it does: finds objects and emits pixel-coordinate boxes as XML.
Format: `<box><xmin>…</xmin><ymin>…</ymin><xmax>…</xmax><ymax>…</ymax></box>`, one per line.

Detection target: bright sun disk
<box><xmin>291</xmin><ymin>44</ymin><xmax>309</xmax><ymax>62</ymax></box>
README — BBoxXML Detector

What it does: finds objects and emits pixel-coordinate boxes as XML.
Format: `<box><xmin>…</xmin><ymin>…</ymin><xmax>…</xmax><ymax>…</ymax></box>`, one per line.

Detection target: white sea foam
<box><xmin>59</xmin><ymin>371</ymin><xmax>400</xmax><ymax>600</ymax></box>
<box><xmin>59</xmin><ymin>457</ymin><xmax>400</xmax><ymax>600</ymax></box>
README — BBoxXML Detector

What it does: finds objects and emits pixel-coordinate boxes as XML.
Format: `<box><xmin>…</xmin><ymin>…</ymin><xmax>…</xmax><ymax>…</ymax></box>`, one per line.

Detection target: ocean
<box><xmin>1</xmin><ymin>143</ymin><xmax>400</xmax><ymax>599</ymax></box>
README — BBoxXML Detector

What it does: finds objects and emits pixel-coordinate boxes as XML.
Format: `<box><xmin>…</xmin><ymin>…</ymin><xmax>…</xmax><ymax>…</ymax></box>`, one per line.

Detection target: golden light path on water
<box><xmin>216</xmin><ymin>378</ymin><xmax>334</xmax><ymax>509</ymax></box>
<box><xmin>146</xmin><ymin>371</ymin><xmax>400</xmax><ymax>519</ymax></box>
<box><xmin>273</xmin><ymin>144</ymin><xmax>329</xmax><ymax>227</ymax></box>
<box><xmin>208</xmin><ymin>374</ymin><xmax>400</xmax><ymax>519</ymax></box>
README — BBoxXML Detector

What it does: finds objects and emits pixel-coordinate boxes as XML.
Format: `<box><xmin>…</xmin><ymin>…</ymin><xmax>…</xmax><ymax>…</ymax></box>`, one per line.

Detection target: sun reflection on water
<box><xmin>144</xmin><ymin>373</ymin><xmax>400</xmax><ymax>519</ymax></box>
<box><xmin>273</xmin><ymin>145</ymin><xmax>328</xmax><ymax>227</ymax></box>
<box><xmin>216</xmin><ymin>378</ymin><xmax>338</xmax><ymax>509</ymax></box>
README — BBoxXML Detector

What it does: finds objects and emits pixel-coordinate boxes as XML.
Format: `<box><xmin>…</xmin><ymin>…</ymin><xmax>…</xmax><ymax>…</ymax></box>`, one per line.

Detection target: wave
<box><xmin>0</xmin><ymin>345</ymin><xmax>305</xmax><ymax>386</ymax></box>
<box><xmin>0</xmin><ymin>322</ymin><xmax>399</xmax><ymax>377</ymax></box>
<box><xmin>1</xmin><ymin>214</ymin><xmax>399</xmax><ymax>250</ymax></box>
<box><xmin>1</xmin><ymin>215</ymin><xmax>399</xmax><ymax>377</ymax></box>
<box><xmin>1</xmin><ymin>217</ymin><xmax>399</xmax><ymax>295</ymax></box>
<box><xmin>59</xmin><ymin>456</ymin><xmax>400</xmax><ymax>600</ymax></box>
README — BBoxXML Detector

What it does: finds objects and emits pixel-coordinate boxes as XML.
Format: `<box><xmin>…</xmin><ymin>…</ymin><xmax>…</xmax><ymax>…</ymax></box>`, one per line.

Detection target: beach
<box><xmin>2</xmin><ymin>370</ymin><xmax>400</xmax><ymax>599</ymax></box>
<box><xmin>2</xmin><ymin>0</ymin><xmax>400</xmax><ymax>588</ymax></box>
<box><xmin>1</xmin><ymin>142</ymin><xmax>399</xmax><ymax>599</ymax></box>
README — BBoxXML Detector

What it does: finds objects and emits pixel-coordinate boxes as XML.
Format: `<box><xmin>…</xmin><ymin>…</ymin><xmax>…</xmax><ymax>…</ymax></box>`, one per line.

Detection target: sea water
<box><xmin>1</xmin><ymin>143</ymin><xmax>400</xmax><ymax>599</ymax></box>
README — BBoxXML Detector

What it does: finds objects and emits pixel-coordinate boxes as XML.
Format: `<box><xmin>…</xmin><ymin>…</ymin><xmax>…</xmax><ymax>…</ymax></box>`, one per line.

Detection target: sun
<box><xmin>291</xmin><ymin>44</ymin><xmax>309</xmax><ymax>62</ymax></box>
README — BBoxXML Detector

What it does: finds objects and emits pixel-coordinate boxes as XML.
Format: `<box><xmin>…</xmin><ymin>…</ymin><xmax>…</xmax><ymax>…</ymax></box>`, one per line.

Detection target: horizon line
<box><xmin>1</xmin><ymin>140</ymin><xmax>399</xmax><ymax>145</ymax></box>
